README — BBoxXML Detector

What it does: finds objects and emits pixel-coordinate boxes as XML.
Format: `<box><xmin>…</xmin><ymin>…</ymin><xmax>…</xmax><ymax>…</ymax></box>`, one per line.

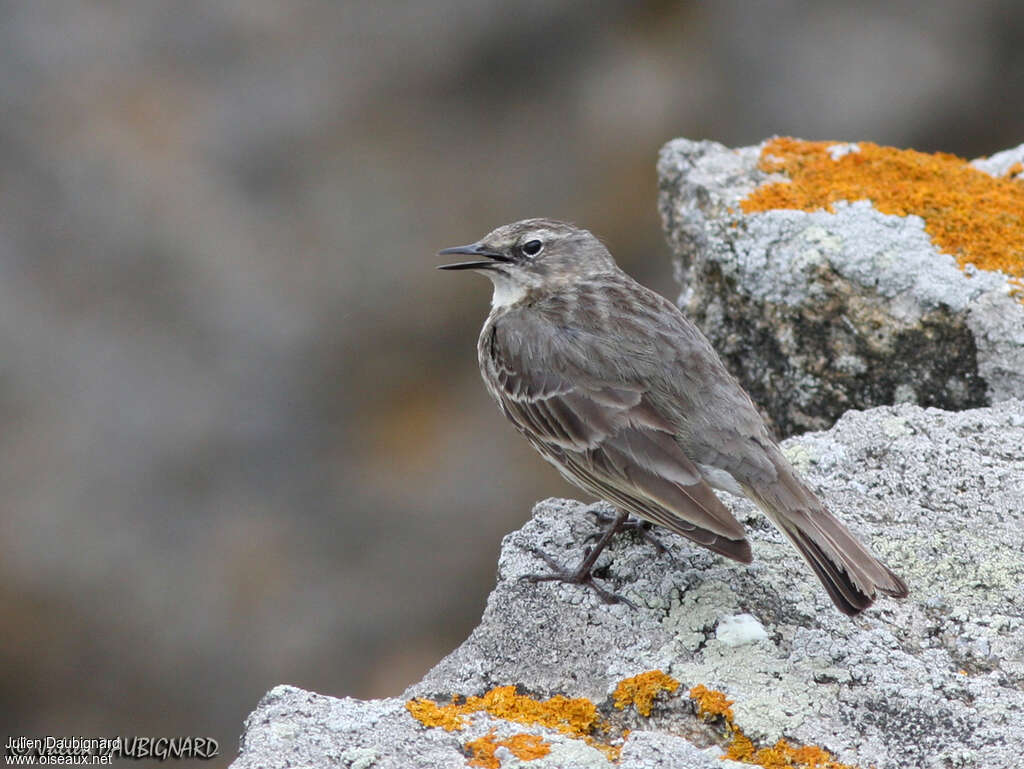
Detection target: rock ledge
<box><xmin>233</xmin><ymin>401</ymin><xmax>1024</xmax><ymax>769</ymax></box>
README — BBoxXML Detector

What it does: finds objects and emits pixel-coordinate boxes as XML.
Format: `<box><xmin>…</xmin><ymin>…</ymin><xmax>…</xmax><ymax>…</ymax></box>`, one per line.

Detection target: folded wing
<box><xmin>484</xmin><ymin>325</ymin><xmax>751</xmax><ymax>563</ymax></box>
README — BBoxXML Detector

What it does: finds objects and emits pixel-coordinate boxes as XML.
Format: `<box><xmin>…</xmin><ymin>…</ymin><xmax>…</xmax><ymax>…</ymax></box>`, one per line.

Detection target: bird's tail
<box><xmin>742</xmin><ymin>469</ymin><xmax>908</xmax><ymax>616</ymax></box>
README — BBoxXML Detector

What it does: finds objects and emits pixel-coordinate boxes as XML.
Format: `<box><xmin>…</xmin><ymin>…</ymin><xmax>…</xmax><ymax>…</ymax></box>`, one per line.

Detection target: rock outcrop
<box><xmin>233</xmin><ymin>401</ymin><xmax>1024</xmax><ymax>769</ymax></box>
<box><xmin>657</xmin><ymin>138</ymin><xmax>1024</xmax><ymax>437</ymax></box>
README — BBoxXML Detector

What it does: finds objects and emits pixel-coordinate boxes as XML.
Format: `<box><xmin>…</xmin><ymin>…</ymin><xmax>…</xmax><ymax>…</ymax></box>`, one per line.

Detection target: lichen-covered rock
<box><xmin>233</xmin><ymin>401</ymin><xmax>1024</xmax><ymax>769</ymax></box>
<box><xmin>657</xmin><ymin>137</ymin><xmax>1024</xmax><ymax>436</ymax></box>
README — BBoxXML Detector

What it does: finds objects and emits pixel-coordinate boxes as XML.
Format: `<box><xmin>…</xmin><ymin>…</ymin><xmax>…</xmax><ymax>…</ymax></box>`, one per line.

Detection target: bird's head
<box><xmin>438</xmin><ymin>218</ymin><xmax>616</xmax><ymax>307</ymax></box>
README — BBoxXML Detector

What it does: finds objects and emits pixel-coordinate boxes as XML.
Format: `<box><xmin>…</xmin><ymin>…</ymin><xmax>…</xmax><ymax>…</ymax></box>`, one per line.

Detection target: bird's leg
<box><xmin>586</xmin><ymin>509</ymin><xmax>669</xmax><ymax>556</ymax></box>
<box><xmin>521</xmin><ymin>509</ymin><xmax>637</xmax><ymax>607</ymax></box>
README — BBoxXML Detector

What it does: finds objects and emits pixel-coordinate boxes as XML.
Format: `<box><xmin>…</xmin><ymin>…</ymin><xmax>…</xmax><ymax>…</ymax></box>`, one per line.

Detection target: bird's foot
<box><xmin>586</xmin><ymin>509</ymin><xmax>670</xmax><ymax>556</ymax></box>
<box><xmin>521</xmin><ymin>545</ymin><xmax>637</xmax><ymax>607</ymax></box>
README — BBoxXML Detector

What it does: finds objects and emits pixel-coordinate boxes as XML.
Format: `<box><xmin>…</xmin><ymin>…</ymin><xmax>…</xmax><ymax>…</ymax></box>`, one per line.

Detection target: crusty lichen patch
<box><xmin>464</xmin><ymin>731</ymin><xmax>550</xmax><ymax>768</ymax></box>
<box><xmin>406</xmin><ymin>684</ymin><xmax>601</xmax><ymax>737</ymax></box>
<box><xmin>690</xmin><ymin>684</ymin><xmax>857</xmax><ymax>769</ymax></box>
<box><xmin>406</xmin><ymin>683</ymin><xmax>617</xmax><ymax>763</ymax></box>
<box><xmin>613</xmin><ymin>670</ymin><xmax>680</xmax><ymax>717</ymax></box>
<box><xmin>406</xmin><ymin>674</ymin><xmax>860</xmax><ymax>768</ymax></box>
<box><xmin>726</xmin><ymin>733</ymin><xmax>856</xmax><ymax>769</ymax></box>
<box><xmin>741</xmin><ymin>137</ymin><xmax>1024</xmax><ymax>298</ymax></box>
<box><xmin>689</xmin><ymin>683</ymin><xmax>735</xmax><ymax>722</ymax></box>
<box><xmin>407</xmin><ymin>672</ymin><xmax>680</xmax><ymax>764</ymax></box>
<box><xmin>405</xmin><ymin>696</ymin><xmax>469</xmax><ymax>731</ymax></box>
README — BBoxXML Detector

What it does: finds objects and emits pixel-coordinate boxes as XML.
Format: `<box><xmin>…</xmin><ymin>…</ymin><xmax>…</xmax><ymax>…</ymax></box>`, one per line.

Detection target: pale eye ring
<box><xmin>521</xmin><ymin>239</ymin><xmax>543</xmax><ymax>257</ymax></box>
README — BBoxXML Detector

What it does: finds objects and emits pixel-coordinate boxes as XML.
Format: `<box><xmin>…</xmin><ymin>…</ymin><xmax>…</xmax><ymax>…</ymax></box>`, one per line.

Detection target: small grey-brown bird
<box><xmin>438</xmin><ymin>218</ymin><xmax>908</xmax><ymax>616</ymax></box>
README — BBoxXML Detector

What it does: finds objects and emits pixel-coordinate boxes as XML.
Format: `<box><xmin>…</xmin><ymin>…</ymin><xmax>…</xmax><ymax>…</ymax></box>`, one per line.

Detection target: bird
<box><xmin>437</xmin><ymin>218</ymin><xmax>908</xmax><ymax>616</ymax></box>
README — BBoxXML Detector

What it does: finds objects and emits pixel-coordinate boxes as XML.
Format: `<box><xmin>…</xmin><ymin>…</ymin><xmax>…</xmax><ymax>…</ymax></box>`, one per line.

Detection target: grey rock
<box><xmin>970</xmin><ymin>143</ymin><xmax>1024</xmax><ymax>178</ymax></box>
<box><xmin>233</xmin><ymin>401</ymin><xmax>1024</xmax><ymax>769</ymax></box>
<box><xmin>657</xmin><ymin>138</ymin><xmax>1024</xmax><ymax>436</ymax></box>
<box><xmin>233</xmin><ymin>686</ymin><xmax>465</xmax><ymax>769</ymax></box>
<box><xmin>617</xmin><ymin>733</ymin><xmax>735</xmax><ymax>768</ymax></box>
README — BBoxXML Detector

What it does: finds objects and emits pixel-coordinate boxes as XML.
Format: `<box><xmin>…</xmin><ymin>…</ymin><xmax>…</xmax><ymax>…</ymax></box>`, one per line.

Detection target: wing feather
<box><xmin>482</xmin><ymin>321</ymin><xmax>749</xmax><ymax>557</ymax></box>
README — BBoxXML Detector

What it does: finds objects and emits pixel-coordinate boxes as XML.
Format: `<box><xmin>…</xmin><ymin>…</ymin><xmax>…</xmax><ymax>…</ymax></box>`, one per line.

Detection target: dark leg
<box><xmin>586</xmin><ymin>509</ymin><xmax>670</xmax><ymax>556</ymax></box>
<box><xmin>521</xmin><ymin>509</ymin><xmax>637</xmax><ymax>607</ymax></box>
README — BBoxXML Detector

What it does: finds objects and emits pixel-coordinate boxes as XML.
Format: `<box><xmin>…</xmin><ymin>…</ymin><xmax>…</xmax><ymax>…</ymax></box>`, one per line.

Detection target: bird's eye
<box><xmin>521</xmin><ymin>239</ymin><xmax>543</xmax><ymax>257</ymax></box>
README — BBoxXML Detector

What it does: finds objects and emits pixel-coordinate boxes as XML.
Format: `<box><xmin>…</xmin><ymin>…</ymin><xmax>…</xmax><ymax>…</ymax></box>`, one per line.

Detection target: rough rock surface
<box><xmin>233</xmin><ymin>401</ymin><xmax>1024</xmax><ymax>769</ymax></box>
<box><xmin>657</xmin><ymin>138</ymin><xmax>1024</xmax><ymax>437</ymax></box>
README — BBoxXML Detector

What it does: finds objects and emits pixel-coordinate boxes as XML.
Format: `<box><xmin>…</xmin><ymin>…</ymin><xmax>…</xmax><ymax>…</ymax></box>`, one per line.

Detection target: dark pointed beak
<box><xmin>436</xmin><ymin>242</ymin><xmax>511</xmax><ymax>271</ymax></box>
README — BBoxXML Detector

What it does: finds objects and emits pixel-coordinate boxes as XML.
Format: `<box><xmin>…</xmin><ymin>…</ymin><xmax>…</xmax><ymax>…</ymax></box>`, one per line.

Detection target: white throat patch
<box><xmin>487</xmin><ymin>272</ymin><xmax>528</xmax><ymax>308</ymax></box>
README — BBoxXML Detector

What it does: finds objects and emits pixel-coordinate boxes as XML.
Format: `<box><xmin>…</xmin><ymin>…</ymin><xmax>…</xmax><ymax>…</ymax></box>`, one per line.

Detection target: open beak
<box><xmin>436</xmin><ymin>242</ymin><xmax>511</xmax><ymax>271</ymax></box>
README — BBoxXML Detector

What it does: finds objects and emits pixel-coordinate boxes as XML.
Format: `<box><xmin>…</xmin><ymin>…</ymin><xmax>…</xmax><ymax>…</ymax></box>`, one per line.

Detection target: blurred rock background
<box><xmin>2</xmin><ymin>0</ymin><xmax>1022</xmax><ymax>760</ymax></box>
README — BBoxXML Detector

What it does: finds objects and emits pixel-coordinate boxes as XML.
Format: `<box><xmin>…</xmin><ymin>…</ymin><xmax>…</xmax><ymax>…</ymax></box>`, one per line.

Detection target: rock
<box><xmin>657</xmin><ymin>138</ymin><xmax>1024</xmax><ymax>436</ymax></box>
<box><xmin>232</xmin><ymin>401</ymin><xmax>1024</xmax><ymax>769</ymax></box>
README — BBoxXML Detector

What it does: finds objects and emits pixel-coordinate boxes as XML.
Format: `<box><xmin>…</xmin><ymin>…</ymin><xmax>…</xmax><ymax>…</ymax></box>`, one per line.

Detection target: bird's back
<box><xmin>475</xmin><ymin>271</ymin><xmax>759</xmax><ymax>563</ymax></box>
<box><xmin>480</xmin><ymin>271</ymin><xmax>776</xmax><ymax>479</ymax></box>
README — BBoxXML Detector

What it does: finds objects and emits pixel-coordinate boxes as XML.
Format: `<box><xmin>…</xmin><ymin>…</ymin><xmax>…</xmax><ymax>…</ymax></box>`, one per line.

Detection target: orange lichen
<box><xmin>741</xmin><ymin>137</ymin><xmax>1024</xmax><ymax>286</ymax></box>
<box><xmin>409</xmin><ymin>676</ymin><xmax>861</xmax><ymax>768</ymax></box>
<box><xmin>689</xmin><ymin>685</ymin><xmax>858</xmax><ymax>769</ymax></box>
<box><xmin>464</xmin><ymin>731</ymin><xmax>550</xmax><ymax>768</ymax></box>
<box><xmin>614</xmin><ymin>670</ymin><xmax>681</xmax><ymax>716</ymax></box>
<box><xmin>406</xmin><ymin>685</ymin><xmax>601</xmax><ymax>738</ymax></box>
<box><xmin>1006</xmin><ymin>161</ymin><xmax>1023</xmax><ymax>179</ymax></box>
<box><xmin>407</xmin><ymin>684</ymin><xmax>612</xmax><ymax>762</ymax></box>
<box><xmin>407</xmin><ymin>674</ymin><xmax>686</xmax><ymax>765</ymax></box>
<box><xmin>405</xmin><ymin>696</ymin><xmax>469</xmax><ymax>731</ymax></box>
<box><xmin>727</xmin><ymin>735</ymin><xmax>856</xmax><ymax>768</ymax></box>
<box><xmin>480</xmin><ymin>686</ymin><xmax>602</xmax><ymax>736</ymax></box>
<box><xmin>689</xmin><ymin>683</ymin><xmax>735</xmax><ymax>722</ymax></box>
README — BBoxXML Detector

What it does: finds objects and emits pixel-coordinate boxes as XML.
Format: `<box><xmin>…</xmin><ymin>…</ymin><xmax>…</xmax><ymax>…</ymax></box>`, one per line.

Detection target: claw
<box><xmin>518</xmin><ymin>509</ymin><xmax>639</xmax><ymax>608</ymax></box>
<box><xmin>521</xmin><ymin>551</ymin><xmax>636</xmax><ymax>607</ymax></box>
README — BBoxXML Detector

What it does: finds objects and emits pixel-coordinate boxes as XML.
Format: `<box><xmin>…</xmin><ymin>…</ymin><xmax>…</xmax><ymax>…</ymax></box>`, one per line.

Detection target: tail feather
<box><xmin>743</xmin><ymin>476</ymin><xmax>908</xmax><ymax>616</ymax></box>
<box><xmin>788</xmin><ymin>526</ymin><xmax>875</xmax><ymax>616</ymax></box>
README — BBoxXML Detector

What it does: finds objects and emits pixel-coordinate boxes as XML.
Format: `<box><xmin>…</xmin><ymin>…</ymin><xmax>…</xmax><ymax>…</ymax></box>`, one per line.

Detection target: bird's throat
<box><xmin>488</xmin><ymin>273</ymin><xmax>529</xmax><ymax>309</ymax></box>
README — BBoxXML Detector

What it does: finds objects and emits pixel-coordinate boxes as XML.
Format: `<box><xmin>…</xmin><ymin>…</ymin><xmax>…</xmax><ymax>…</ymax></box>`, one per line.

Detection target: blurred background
<box><xmin>2</xmin><ymin>0</ymin><xmax>1022</xmax><ymax>762</ymax></box>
